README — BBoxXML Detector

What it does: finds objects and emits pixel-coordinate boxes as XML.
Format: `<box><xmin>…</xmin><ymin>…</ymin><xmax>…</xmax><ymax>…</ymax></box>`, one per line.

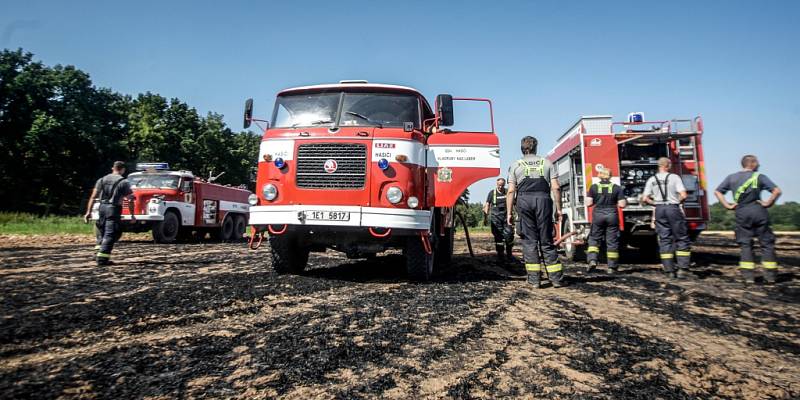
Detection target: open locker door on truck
<box><xmin>427</xmin><ymin>95</ymin><xmax>500</xmax><ymax>207</ymax></box>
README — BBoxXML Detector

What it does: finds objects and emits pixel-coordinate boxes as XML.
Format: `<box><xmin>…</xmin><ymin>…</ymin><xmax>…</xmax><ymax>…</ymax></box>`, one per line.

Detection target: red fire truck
<box><xmin>91</xmin><ymin>163</ymin><xmax>252</xmax><ymax>243</ymax></box>
<box><xmin>244</xmin><ymin>81</ymin><xmax>500</xmax><ymax>280</ymax></box>
<box><xmin>547</xmin><ymin>114</ymin><xmax>709</xmax><ymax>260</ymax></box>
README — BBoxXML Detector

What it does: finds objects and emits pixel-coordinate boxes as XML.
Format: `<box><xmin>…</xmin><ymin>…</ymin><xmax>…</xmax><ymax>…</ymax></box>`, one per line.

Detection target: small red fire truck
<box><xmin>547</xmin><ymin>114</ymin><xmax>709</xmax><ymax>260</ymax></box>
<box><xmin>244</xmin><ymin>81</ymin><xmax>500</xmax><ymax>280</ymax></box>
<box><xmin>91</xmin><ymin>163</ymin><xmax>252</xmax><ymax>243</ymax></box>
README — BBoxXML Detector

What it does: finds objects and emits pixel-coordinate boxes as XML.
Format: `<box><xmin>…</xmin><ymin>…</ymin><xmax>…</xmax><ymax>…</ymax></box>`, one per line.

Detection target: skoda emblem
<box><xmin>323</xmin><ymin>159</ymin><xmax>338</xmax><ymax>173</ymax></box>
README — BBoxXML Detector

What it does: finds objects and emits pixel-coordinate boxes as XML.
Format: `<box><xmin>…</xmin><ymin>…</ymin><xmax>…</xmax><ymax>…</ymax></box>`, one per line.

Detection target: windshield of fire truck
<box><xmin>129</xmin><ymin>174</ymin><xmax>180</xmax><ymax>190</ymax></box>
<box><xmin>271</xmin><ymin>92</ymin><xmax>420</xmax><ymax>129</ymax></box>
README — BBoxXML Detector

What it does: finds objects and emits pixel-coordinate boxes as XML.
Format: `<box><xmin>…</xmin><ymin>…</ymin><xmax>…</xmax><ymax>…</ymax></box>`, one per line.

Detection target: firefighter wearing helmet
<box><xmin>585</xmin><ymin>167</ymin><xmax>627</xmax><ymax>274</ymax></box>
<box><xmin>483</xmin><ymin>177</ymin><xmax>515</xmax><ymax>264</ymax></box>
<box><xmin>714</xmin><ymin>155</ymin><xmax>782</xmax><ymax>284</ymax></box>
<box><xmin>506</xmin><ymin>136</ymin><xmax>564</xmax><ymax>288</ymax></box>
<box><xmin>642</xmin><ymin>157</ymin><xmax>692</xmax><ymax>278</ymax></box>
<box><xmin>83</xmin><ymin>161</ymin><xmax>135</xmax><ymax>265</ymax></box>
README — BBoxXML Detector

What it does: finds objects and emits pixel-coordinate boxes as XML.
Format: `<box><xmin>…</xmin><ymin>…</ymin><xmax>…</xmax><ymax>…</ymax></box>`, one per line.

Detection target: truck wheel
<box><xmin>562</xmin><ymin>216</ymin><xmax>585</xmax><ymax>262</ymax></box>
<box><xmin>405</xmin><ymin>235</ymin><xmax>434</xmax><ymax>281</ymax></box>
<box><xmin>232</xmin><ymin>215</ymin><xmax>247</xmax><ymax>241</ymax></box>
<box><xmin>434</xmin><ymin>227</ymin><xmax>454</xmax><ymax>269</ymax></box>
<box><xmin>220</xmin><ymin>215</ymin><xmax>235</xmax><ymax>241</ymax></box>
<box><xmin>153</xmin><ymin>211</ymin><xmax>180</xmax><ymax>244</ymax></box>
<box><xmin>269</xmin><ymin>234</ymin><xmax>309</xmax><ymax>274</ymax></box>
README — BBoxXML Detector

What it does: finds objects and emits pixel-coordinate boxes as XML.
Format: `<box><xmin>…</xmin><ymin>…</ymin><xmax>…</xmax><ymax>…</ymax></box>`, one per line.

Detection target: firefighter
<box><xmin>642</xmin><ymin>157</ymin><xmax>691</xmax><ymax>278</ymax></box>
<box><xmin>83</xmin><ymin>161</ymin><xmax>135</xmax><ymax>265</ymax></box>
<box><xmin>585</xmin><ymin>168</ymin><xmax>627</xmax><ymax>274</ymax></box>
<box><xmin>483</xmin><ymin>178</ymin><xmax>515</xmax><ymax>263</ymax></box>
<box><xmin>714</xmin><ymin>155</ymin><xmax>781</xmax><ymax>284</ymax></box>
<box><xmin>506</xmin><ymin>136</ymin><xmax>563</xmax><ymax>288</ymax></box>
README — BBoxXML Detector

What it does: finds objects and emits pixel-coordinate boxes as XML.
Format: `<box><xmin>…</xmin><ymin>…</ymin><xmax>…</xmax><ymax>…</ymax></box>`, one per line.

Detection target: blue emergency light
<box><xmin>136</xmin><ymin>162</ymin><xmax>170</xmax><ymax>171</ymax></box>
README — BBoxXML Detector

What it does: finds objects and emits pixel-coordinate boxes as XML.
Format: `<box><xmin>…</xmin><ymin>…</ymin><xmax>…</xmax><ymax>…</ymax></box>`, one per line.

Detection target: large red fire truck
<box><xmin>244</xmin><ymin>81</ymin><xmax>500</xmax><ymax>280</ymax></box>
<box><xmin>547</xmin><ymin>114</ymin><xmax>709</xmax><ymax>260</ymax></box>
<box><xmin>91</xmin><ymin>163</ymin><xmax>252</xmax><ymax>243</ymax></box>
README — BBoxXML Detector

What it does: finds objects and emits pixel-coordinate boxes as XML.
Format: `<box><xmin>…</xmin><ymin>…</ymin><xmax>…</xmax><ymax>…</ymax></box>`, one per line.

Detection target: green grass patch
<box><xmin>0</xmin><ymin>212</ymin><xmax>94</xmax><ymax>235</ymax></box>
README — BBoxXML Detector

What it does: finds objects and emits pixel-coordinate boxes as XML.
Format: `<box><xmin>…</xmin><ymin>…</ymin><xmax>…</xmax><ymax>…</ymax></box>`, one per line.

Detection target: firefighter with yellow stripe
<box><xmin>506</xmin><ymin>136</ymin><xmax>564</xmax><ymax>288</ymax></box>
<box><xmin>483</xmin><ymin>177</ymin><xmax>514</xmax><ymax>263</ymax></box>
<box><xmin>714</xmin><ymin>155</ymin><xmax>782</xmax><ymax>284</ymax></box>
<box><xmin>585</xmin><ymin>168</ymin><xmax>627</xmax><ymax>274</ymax></box>
<box><xmin>642</xmin><ymin>157</ymin><xmax>692</xmax><ymax>278</ymax></box>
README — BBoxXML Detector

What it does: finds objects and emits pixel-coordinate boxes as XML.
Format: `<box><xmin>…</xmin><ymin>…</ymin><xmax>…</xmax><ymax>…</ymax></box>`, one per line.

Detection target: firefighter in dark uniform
<box><xmin>642</xmin><ymin>157</ymin><xmax>691</xmax><ymax>278</ymax></box>
<box><xmin>714</xmin><ymin>155</ymin><xmax>781</xmax><ymax>284</ymax></box>
<box><xmin>483</xmin><ymin>178</ymin><xmax>514</xmax><ymax>263</ymax></box>
<box><xmin>585</xmin><ymin>168</ymin><xmax>627</xmax><ymax>274</ymax></box>
<box><xmin>506</xmin><ymin>136</ymin><xmax>564</xmax><ymax>288</ymax></box>
<box><xmin>83</xmin><ymin>161</ymin><xmax>135</xmax><ymax>265</ymax></box>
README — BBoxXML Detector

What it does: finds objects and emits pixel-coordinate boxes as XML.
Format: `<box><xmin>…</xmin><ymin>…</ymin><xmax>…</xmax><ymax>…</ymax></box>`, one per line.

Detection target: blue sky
<box><xmin>3</xmin><ymin>0</ymin><xmax>798</xmax><ymax>202</ymax></box>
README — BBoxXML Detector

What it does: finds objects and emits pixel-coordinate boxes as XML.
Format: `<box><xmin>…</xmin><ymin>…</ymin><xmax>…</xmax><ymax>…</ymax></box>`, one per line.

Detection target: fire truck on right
<box><xmin>547</xmin><ymin>113</ymin><xmax>709</xmax><ymax>260</ymax></box>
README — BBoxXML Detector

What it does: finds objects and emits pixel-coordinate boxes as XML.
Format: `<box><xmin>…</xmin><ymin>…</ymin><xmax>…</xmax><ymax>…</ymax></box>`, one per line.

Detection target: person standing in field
<box><xmin>585</xmin><ymin>167</ymin><xmax>627</xmax><ymax>274</ymax></box>
<box><xmin>506</xmin><ymin>136</ymin><xmax>564</xmax><ymax>288</ymax></box>
<box><xmin>714</xmin><ymin>155</ymin><xmax>781</xmax><ymax>284</ymax></box>
<box><xmin>483</xmin><ymin>177</ymin><xmax>515</xmax><ymax>264</ymax></box>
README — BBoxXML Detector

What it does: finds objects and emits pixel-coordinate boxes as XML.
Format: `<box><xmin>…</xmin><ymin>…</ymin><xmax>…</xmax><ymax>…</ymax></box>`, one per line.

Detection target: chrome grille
<box><xmin>296</xmin><ymin>143</ymin><xmax>367</xmax><ymax>189</ymax></box>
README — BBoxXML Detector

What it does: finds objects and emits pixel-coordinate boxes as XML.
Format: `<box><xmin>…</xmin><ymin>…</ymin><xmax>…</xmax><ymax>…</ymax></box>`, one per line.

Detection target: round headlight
<box><xmin>262</xmin><ymin>183</ymin><xmax>278</xmax><ymax>201</ymax></box>
<box><xmin>386</xmin><ymin>186</ymin><xmax>403</xmax><ymax>204</ymax></box>
<box><xmin>248</xmin><ymin>193</ymin><xmax>258</xmax><ymax>206</ymax></box>
<box><xmin>378</xmin><ymin>158</ymin><xmax>390</xmax><ymax>170</ymax></box>
<box><xmin>407</xmin><ymin>196</ymin><xmax>419</xmax><ymax>208</ymax></box>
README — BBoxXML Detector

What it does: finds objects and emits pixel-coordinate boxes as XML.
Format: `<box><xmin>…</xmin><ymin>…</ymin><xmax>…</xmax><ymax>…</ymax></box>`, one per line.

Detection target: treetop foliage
<box><xmin>0</xmin><ymin>49</ymin><xmax>260</xmax><ymax>214</ymax></box>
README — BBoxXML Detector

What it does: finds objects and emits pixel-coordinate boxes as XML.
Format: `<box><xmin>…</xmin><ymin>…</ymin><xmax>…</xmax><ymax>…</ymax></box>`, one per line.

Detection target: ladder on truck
<box><xmin>671</xmin><ymin>118</ymin><xmax>704</xmax><ymax>219</ymax></box>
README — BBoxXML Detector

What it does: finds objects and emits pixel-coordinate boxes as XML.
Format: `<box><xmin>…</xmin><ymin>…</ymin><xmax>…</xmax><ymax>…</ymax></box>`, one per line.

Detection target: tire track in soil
<box><xmin>0</xmin><ymin>233</ymin><xmax>798</xmax><ymax>399</ymax></box>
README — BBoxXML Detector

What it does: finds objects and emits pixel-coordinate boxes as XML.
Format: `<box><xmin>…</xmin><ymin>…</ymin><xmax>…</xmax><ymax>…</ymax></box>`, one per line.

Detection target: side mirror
<box><xmin>243</xmin><ymin>98</ymin><xmax>254</xmax><ymax>129</ymax></box>
<box><xmin>436</xmin><ymin>94</ymin><xmax>454</xmax><ymax>127</ymax></box>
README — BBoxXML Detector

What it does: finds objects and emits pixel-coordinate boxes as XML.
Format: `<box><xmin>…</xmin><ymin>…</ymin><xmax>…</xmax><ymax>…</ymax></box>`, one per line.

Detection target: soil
<box><xmin>0</xmin><ymin>232</ymin><xmax>798</xmax><ymax>399</ymax></box>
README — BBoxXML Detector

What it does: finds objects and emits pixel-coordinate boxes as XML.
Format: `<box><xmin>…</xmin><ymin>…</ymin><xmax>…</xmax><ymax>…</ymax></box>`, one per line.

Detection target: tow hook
<box><xmin>248</xmin><ymin>227</ymin><xmax>265</xmax><ymax>250</ymax></box>
<box><xmin>420</xmin><ymin>231</ymin><xmax>432</xmax><ymax>255</ymax></box>
<box><xmin>368</xmin><ymin>227</ymin><xmax>392</xmax><ymax>238</ymax></box>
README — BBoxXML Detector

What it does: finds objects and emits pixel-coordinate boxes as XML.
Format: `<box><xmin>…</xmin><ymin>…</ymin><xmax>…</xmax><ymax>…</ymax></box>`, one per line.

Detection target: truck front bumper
<box><xmin>90</xmin><ymin>213</ymin><xmax>164</xmax><ymax>222</ymax></box>
<box><xmin>249</xmin><ymin>205</ymin><xmax>431</xmax><ymax>230</ymax></box>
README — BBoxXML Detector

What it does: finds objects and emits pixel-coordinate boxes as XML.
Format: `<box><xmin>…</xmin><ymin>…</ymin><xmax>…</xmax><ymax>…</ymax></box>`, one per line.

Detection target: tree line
<box><xmin>0</xmin><ymin>48</ymin><xmax>260</xmax><ymax>215</ymax></box>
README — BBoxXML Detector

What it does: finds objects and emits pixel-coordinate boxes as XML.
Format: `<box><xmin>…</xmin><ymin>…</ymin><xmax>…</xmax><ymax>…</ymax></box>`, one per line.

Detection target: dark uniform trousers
<box><xmin>95</xmin><ymin>203</ymin><xmax>123</xmax><ymax>262</ymax></box>
<box><xmin>518</xmin><ymin>193</ymin><xmax>562</xmax><ymax>283</ymax></box>
<box><xmin>490</xmin><ymin>211</ymin><xmax>514</xmax><ymax>259</ymax></box>
<box><xmin>587</xmin><ymin>207</ymin><xmax>620</xmax><ymax>269</ymax></box>
<box><xmin>735</xmin><ymin>203</ymin><xmax>778</xmax><ymax>280</ymax></box>
<box><xmin>654</xmin><ymin>204</ymin><xmax>691</xmax><ymax>272</ymax></box>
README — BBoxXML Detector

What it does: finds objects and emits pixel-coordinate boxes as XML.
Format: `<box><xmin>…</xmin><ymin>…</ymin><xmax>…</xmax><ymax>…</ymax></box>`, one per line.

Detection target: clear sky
<box><xmin>3</xmin><ymin>0</ymin><xmax>798</xmax><ymax>202</ymax></box>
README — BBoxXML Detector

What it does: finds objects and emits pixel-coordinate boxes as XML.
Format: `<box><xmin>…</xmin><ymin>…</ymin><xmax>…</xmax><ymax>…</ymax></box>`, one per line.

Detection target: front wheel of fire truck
<box><xmin>268</xmin><ymin>233</ymin><xmax>309</xmax><ymax>274</ymax></box>
<box><xmin>152</xmin><ymin>210</ymin><xmax>180</xmax><ymax>244</ymax></box>
<box><xmin>404</xmin><ymin>234</ymin><xmax>434</xmax><ymax>282</ymax></box>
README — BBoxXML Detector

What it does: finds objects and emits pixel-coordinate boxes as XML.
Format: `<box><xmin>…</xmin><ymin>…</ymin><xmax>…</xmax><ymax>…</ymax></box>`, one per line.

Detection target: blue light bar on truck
<box><xmin>136</xmin><ymin>162</ymin><xmax>170</xmax><ymax>171</ymax></box>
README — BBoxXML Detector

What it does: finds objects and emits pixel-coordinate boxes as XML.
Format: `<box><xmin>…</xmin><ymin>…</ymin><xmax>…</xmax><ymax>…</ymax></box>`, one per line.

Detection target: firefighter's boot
<box><xmin>764</xmin><ymin>267</ymin><xmax>778</xmax><ymax>284</ymax></box>
<box><xmin>527</xmin><ymin>273</ymin><xmax>541</xmax><ymax>288</ymax></box>
<box><xmin>740</xmin><ymin>268</ymin><xmax>756</xmax><ymax>285</ymax></box>
<box><xmin>586</xmin><ymin>259</ymin><xmax>597</xmax><ymax>274</ymax></box>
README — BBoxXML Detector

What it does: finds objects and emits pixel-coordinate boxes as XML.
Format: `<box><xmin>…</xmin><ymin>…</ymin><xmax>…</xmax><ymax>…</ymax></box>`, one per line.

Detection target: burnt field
<box><xmin>0</xmin><ymin>232</ymin><xmax>798</xmax><ymax>399</ymax></box>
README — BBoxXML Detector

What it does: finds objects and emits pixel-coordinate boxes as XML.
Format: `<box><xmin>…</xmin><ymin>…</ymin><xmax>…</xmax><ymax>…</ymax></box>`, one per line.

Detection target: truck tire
<box><xmin>405</xmin><ymin>235</ymin><xmax>434</xmax><ymax>281</ymax></box>
<box><xmin>434</xmin><ymin>227</ymin><xmax>454</xmax><ymax>269</ymax></box>
<box><xmin>220</xmin><ymin>215</ymin><xmax>235</xmax><ymax>241</ymax></box>
<box><xmin>269</xmin><ymin>234</ymin><xmax>309</xmax><ymax>274</ymax></box>
<box><xmin>233</xmin><ymin>215</ymin><xmax>247</xmax><ymax>241</ymax></box>
<box><xmin>562</xmin><ymin>216</ymin><xmax>585</xmax><ymax>262</ymax></box>
<box><xmin>152</xmin><ymin>211</ymin><xmax>180</xmax><ymax>244</ymax></box>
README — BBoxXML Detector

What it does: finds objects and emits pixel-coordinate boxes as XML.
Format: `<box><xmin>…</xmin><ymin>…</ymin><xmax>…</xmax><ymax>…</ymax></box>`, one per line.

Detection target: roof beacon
<box><xmin>136</xmin><ymin>162</ymin><xmax>169</xmax><ymax>171</ymax></box>
<box><xmin>627</xmin><ymin>112</ymin><xmax>645</xmax><ymax>124</ymax></box>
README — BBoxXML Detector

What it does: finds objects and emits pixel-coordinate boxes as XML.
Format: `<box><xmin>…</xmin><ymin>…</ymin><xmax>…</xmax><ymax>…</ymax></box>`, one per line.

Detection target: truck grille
<box><xmin>296</xmin><ymin>143</ymin><xmax>367</xmax><ymax>189</ymax></box>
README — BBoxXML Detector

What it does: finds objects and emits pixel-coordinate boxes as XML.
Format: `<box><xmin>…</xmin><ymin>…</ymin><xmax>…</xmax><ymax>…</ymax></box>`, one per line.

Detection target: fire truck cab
<box><xmin>91</xmin><ymin>163</ymin><xmax>252</xmax><ymax>243</ymax></box>
<box><xmin>547</xmin><ymin>115</ymin><xmax>709</xmax><ymax>260</ymax></box>
<box><xmin>245</xmin><ymin>81</ymin><xmax>500</xmax><ymax>280</ymax></box>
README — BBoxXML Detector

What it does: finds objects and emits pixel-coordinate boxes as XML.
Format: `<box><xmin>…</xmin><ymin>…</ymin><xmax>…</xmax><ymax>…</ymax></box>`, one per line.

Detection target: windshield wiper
<box><xmin>345</xmin><ymin>111</ymin><xmax>383</xmax><ymax>128</ymax></box>
<box><xmin>291</xmin><ymin>119</ymin><xmax>333</xmax><ymax>128</ymax></box>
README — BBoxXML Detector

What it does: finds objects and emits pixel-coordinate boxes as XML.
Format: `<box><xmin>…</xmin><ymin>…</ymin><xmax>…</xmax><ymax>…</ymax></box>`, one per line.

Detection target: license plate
<box><xmin>305</xmin><ymin>211</ymin><xmax>350</xmax><ymax>221</ymax></box>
